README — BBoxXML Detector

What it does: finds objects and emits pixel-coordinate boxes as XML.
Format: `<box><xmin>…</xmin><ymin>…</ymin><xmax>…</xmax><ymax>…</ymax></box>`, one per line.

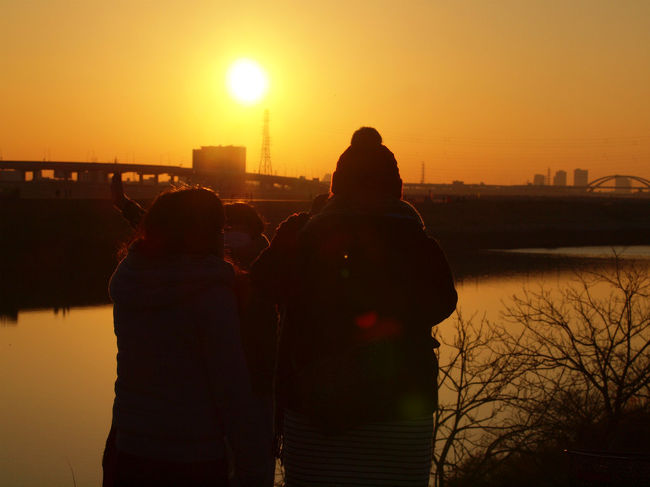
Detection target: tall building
<box><xmin>553</xmin><ymin>170</ymin><xmax>567</xmax><ymax>186</ymax></box>
<box><xmin>193</xmin><ymin>146</ymin><xmax>246</xmax><ymax>175</ymax></box>
<box><xmin>615</xmin><ymin>176</ymin><xmax>631</xmax><ymax>193</ymax></box>
<box><xmin>574</xmin><ymin>168</ymin><xmax>588</xmax><ymax>187</ymax></box>
<box><xmin>192</xmin><ymin>145</ymin><xmax>246</xmax><ymax>192</ymax></box>
<box><xmin>533</xmin><ymin>174</ymin><xmax>546</xmax><ymax>186</ymax></box>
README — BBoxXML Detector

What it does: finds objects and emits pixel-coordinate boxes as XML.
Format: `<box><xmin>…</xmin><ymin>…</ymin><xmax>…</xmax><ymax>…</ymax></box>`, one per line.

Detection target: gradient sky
<box><xmin>1</xmin><ymin>0</ymin><xmax>649</xmax><ymax>184</ymax></box>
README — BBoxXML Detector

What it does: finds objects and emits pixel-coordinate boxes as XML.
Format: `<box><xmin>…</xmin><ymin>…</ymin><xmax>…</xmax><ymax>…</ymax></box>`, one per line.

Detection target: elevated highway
<box><xmin>0</xmin><ymin>160</ymin><xmax>328</xmax><ymax>199</ymax></box>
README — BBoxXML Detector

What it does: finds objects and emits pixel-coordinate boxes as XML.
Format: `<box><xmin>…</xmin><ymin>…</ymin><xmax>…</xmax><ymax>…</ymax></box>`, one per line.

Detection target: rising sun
<box><xmin>226</xmin><ymin>59</ymin><xmax>269</xmax><ymax>105</ymax></box>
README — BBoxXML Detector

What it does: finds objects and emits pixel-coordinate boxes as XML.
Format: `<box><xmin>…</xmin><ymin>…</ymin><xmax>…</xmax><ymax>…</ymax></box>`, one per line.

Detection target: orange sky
<box><xmin>1</xmin><ymin>0</ymin><xmax>649</xmax><ymax>185</ymax></box>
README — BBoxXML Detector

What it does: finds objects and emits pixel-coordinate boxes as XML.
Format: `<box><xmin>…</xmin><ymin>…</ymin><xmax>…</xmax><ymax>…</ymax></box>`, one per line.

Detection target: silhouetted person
<box><xmin>111</xmin><ymin>174</ymin><xmax>268</xmax><ymax>271</ymax></box>
<box><xmin>309</xmin><ymin>192</ymin><xmax>330</xmax><ymax>215</ymax></box>
<box><xmin>223</xmin><ymin>202</ymin><xmax>269</xmax><ymax>270</ymax></box>
<box><xmin>103</xmin><ymin>187</ymin><xmax>271</xmax><ymax>487</ymax></box>
<box><xmin>252</xmin><ymin>127</ymin><xmax>457</xmax><ymax>486</ymax></box>
<box><xmin>110</xmin><ymin>176</ymin><xmax>276</xmax><ymax>486</ymax></box>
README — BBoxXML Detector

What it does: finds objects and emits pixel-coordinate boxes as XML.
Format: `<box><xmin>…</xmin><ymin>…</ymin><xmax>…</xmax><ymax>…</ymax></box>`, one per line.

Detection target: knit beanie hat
<box><xmin>330</xmin><ymin>127</ymin><xmax>403</xmax><ymax>199</ymax></box>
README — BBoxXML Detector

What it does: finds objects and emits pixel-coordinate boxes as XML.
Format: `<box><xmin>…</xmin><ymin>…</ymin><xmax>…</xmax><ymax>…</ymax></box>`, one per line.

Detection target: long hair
<box><xmin>130</xmin><ymin>187</ymin><xmax>225</xmax><ymax>258</ymax></box>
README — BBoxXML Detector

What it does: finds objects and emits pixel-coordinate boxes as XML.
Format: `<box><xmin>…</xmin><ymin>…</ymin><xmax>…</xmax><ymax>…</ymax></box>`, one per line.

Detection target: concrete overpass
<box><xmin>0</xmin><ymin>160</ymin><xmax>329</xmax><ymax>199</ymax></box>
<box><xmin>0</xmin><ymin>161</ymin><xmax>193</xmax><ymax>183</ymax></box>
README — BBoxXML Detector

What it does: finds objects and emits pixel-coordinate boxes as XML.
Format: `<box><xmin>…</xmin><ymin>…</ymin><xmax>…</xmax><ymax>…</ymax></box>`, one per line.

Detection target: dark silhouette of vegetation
<box><xmin>434</xmin><ymin>260</ymin><xmax>650</xmax><ymax>486</ymax></box>
<box><xmin>432</xmin><ymin>312</ymin><xmax>529</xmax><ymax>487</ymax></box>
<box><xmin>500</xmin><ymin>260</ymin><xmax>650</xmax><ymax>450</ymax></box>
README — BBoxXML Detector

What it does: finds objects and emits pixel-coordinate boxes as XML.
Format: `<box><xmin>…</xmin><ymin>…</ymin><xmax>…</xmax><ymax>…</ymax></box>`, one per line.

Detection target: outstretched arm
<box><xmin>249</xmin><ymin>212</ymin><xmax>310</xmax><ymax>303</ymax></box>
<box><xmin>111</xmin><ymin>172</ymin><xmax>145</xmax><ymax>228</ymax></box>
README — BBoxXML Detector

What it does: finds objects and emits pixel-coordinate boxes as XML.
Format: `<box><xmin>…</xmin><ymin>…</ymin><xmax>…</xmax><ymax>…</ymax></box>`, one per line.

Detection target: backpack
<box><xmin>284</xmin><ymin>211</ymin><xmax>444</xmax><ymax>431</ymax></box>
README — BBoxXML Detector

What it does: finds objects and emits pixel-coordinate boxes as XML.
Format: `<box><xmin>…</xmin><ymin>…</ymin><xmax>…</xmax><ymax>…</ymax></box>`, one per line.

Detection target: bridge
<box><xmin>0</xmin><ymin>160</ymin><xmax>193</xmax><ymax>182</ymax></box>
<box><xmin>0</xmin><ymin>160</ymin><xmax>328</xmax><ymax>199</ymax></box>
<box><xmin>586</xmin><ymin>174</ymin><xmax>650</xmax><ymax>192</ymax></box>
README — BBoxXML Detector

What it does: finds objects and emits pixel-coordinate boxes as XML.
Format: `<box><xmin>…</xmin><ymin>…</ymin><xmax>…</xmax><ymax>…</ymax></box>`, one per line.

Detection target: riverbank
<box><xmin>1</xmin><ymin>196</ymin><xmax>648</xmax><ymax>318</ymax></box>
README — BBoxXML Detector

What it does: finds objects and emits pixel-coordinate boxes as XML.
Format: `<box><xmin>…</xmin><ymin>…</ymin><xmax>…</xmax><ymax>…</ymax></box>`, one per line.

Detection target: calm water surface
<box><xmin>1</xmin><ymin>306</ymin><xmax>115</xmax><ymax>487</ymax></box>
<box><xmin>1</xmin><ymin>247</ymin><xmax>648</xmax><ymax>486</ymax></box>
<box><xmin>498</xmin><ymin>245</ymin><xmax>650</xmax><ymax>258</ymax></box>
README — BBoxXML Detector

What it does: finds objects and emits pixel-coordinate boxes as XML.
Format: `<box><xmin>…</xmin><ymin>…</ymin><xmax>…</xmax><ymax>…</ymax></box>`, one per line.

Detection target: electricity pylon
<box><xmin>258</xmin><ymin>109</ymin><xmax>272</xmax><ymax>175</ymax></box>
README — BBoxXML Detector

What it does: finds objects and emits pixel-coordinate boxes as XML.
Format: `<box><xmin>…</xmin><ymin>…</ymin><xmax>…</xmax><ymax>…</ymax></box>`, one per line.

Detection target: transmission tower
<box><xmin>258</xmin><ymin>109</ymin><xmax>272</xmax><ymax>175</ymax></box>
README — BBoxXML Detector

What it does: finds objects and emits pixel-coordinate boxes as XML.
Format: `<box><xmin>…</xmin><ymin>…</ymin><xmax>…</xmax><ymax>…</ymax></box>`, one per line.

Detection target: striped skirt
<box><xmin>282</xmin><ymin>410</ymin><xmax>433</xmax><ymax>487</ymax></box>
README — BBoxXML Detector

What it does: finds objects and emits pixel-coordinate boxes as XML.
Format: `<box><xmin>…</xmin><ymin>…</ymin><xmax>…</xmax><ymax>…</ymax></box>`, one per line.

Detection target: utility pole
<box><xmin>420</xmin><ymin>161</ymin><xmax>425</xmax><ymax>184</ymax></box>
<box><xmin>258</xmin><ymin>109</ymin><xmax>272</xmax><ymax>175</ymax></box>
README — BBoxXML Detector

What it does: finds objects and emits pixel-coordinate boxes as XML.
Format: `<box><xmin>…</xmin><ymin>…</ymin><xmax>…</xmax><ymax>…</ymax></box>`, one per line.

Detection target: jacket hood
<box><xmin>310</xmin><ymin>196</ymin><xmax>425</xmax><ymax>230</ymax></box>
<box><xmin>109</xmin><ymin>252</ymin><xmax>235</xmax><ymax>308</ymax></box>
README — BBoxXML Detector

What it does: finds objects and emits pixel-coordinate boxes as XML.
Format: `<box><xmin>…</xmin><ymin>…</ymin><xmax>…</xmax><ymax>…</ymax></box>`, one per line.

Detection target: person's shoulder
<box><xmin>255</xmin><ymin>233</ymin><xmax>270</xmax><ymax>247</ymax></box>
<box><xmin>275</xmin><ymin>212</ymin><xmax>311</xmax><ymax>238</ymax></box>
<box><xmin>380</xmin><ymin>199</ymin><xmax>425</xmax><ymax>229</ymax></box>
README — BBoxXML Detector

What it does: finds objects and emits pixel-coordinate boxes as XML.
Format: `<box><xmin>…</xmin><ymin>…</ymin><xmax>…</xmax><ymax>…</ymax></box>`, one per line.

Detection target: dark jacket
<box><xmin>109</xmin><ymin>252</ymin><xmax>270</xmax><ymax>484</ymax></box>
<box><xmin>258</xmin><ymin>196</ymin><xmax>457</xmax><ymax>432</ymax></box>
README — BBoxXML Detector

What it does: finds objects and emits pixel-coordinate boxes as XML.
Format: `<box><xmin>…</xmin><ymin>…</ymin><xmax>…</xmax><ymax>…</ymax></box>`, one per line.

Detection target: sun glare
<box><xmin>226</xmin><ymin>59</ymin><xmax>268</xmax><ymax>105</ymax></box>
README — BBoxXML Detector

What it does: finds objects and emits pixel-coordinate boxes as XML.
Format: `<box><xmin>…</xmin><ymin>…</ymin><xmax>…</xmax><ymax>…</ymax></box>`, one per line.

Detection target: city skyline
<box><xmin>2</xmin><ymin>151</ymin><xmax>628</xmax><ymax>188</ymax></box>
<box><xmin>1</xmin><ymin>0</ymin><xmax>649</xmax><ymax>185</ymax></box>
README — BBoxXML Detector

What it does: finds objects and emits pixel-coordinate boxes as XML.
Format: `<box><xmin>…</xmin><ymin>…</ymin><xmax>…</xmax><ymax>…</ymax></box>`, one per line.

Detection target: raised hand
<box><xmin>111</xmin><ymin>172</ymin><xmax>128</xmax><ymax>210</ymax></box>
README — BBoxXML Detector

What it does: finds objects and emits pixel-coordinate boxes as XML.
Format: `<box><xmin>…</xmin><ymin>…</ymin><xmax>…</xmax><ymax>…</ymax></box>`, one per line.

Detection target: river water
<box><xmin>1</xmin><ymin>246</ymin><xmax>648</xmax><ymax>486</ymax></box>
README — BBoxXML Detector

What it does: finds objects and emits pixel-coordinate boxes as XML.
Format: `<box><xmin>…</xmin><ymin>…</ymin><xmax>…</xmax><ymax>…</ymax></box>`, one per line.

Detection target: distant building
<box><xmin>192</xmin><ymin>145</ymin><xmax>246</xmax><ymax>193</ymax></box>
<box><xmin>553</xmin><ymin>170</ymin><xmax>567</xmax><ymax>186</ymax></box>
<box><xmin>0</xmin><ymin>169</ymin><xmax>25</xmax><ymax>182</ymax></box>
<box><xmin>615</xmin><ymin>176</ymin><xmax>631</xmax><ymax>193</ymax></box>
<box><xmin>533</xmin><ymin>174</ymin><xmax>546</xmax><ymax>186</ymax></box>
<box><xmin>574</xmin><ymin>168</ymin><xmax>589</xmax><ymax>187</ymax></box>
<box><xmin>193</xmin><ymin>145</ymin><xmax>246</xmax><ymax>176</ymax></box>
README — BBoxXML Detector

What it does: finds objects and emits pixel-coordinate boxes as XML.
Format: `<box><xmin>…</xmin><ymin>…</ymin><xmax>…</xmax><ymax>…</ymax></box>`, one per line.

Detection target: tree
<box><xmin>499</xmin><ymin>260</ymin><xmax>650</xmax><ymax>451</ymax></box>
<box><xmin>432</xmin><ymin>312</ymin><xmax>524</xmax><ymax>487</ymax></box>
<box><xmin>436</xmin><ymin>261</ymin><xmax>650</xmax><ymax>487</ymax></box>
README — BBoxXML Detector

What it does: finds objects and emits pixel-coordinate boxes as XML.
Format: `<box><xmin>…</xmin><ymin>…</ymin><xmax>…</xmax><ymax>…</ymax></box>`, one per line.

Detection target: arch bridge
<box><xmin>587</xmin><ymin>175</ymin><xmax>650</xmax><ymax>192</ymax></box>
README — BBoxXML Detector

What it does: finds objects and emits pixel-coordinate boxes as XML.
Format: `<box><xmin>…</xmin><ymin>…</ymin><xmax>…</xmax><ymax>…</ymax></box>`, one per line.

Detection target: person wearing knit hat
<box><xmin>260</xmin><ymin>127</ymin><xmax>457</xmax><ymax>486</ymax></box>
<box><xmin>330</xmin><ymin>127</ymin><xmax>403</xmax><ymax>199</ymax></box>
<box><xmin>321</xmin><ymin>127</ymin><xmax>424</xmax><ymax>227</ymax></box>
